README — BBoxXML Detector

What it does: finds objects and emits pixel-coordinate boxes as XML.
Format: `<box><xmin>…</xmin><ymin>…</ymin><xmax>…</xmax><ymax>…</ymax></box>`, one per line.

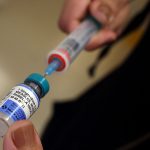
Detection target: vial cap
<box><xmin>25</xmin><ymin>73</ymin><xmax>50</xmax><ymax>97</ymax></box>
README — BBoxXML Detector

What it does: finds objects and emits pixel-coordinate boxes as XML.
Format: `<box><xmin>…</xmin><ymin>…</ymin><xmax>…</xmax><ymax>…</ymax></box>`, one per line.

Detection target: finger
<box><xmin>58</xmin><ymin>0</ymin><xmax>91</xmax><ymax>33</ymax></box>
<box><xmin>108</xmin><ymin>4</ymin><xmax>130</xmax><ymax>35</ymax></box>
<box><xmin>89</xmin><ymin>0</ymin><xmax>115</xmax><ymax>24</ymax></box>
<box><xmin>86</xmin><ymin>28</ymin><xmax>117</xmax><ymax>50</ymax></box>
<box><xmin>3</xmin><ymin>120</ymin><xmax>43</xmax><ymax>150</ymax></box>
<box><xmin>89</xmin><ymin>0</ymin><xmax>129</xmax><ymax>24</ymax></box>
<box><xmin>86</xmin><ymin>0</ymin><xmax>129</xmax><ymax>51</ymax></box>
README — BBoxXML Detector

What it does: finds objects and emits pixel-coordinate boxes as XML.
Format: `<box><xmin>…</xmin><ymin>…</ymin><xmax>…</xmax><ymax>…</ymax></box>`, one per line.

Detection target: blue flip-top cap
<box><xmin>25</xmin><ymin>73</ymin><xmax>50</xmax><ymax>97</ymax></box>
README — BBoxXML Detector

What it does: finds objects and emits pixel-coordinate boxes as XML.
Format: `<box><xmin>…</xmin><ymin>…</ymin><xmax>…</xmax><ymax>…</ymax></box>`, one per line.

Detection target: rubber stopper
<box><xmin>24</xmin><ymin>73</ymin><xmax>50</xmax><ymax>97</ymax></box>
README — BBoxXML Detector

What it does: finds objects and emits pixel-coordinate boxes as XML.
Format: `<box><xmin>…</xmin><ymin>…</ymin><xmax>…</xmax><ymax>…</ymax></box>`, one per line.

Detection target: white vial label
<box><xmin>0</xmin><ymin>84</ymin><xmax>40</xmax><ymax>121</ymax></box>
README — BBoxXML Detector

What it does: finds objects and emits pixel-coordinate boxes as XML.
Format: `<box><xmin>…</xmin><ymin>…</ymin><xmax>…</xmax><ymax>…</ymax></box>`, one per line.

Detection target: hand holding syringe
<box><xmin>0</xmin><ymin>17</ymin><xmax>101</xmax><ymax>137</ymax></box>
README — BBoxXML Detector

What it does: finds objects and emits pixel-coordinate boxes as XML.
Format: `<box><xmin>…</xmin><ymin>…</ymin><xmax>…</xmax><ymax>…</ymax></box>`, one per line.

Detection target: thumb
<box><xmin>3</xmin><ymin>120</ymin><xmax>43</xmax><ymax>150</ymax></box>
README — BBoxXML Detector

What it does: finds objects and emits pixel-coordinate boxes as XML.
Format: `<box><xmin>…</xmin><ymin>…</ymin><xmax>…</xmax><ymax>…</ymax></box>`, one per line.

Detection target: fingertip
<box><xmin>58</xmin><ymin>17</ymin><xmax>79</xmax><ymax>33</ymax></box>
<box><xmin>3</xmin><ymin>121</ymin><xmax>32</xmax><ymax>150</ymax></box>
<box><xmin>3</xmin><ymin>120</ymin><xmax>43</xmax><ymax>150</ymax></box>
<box><xmin>58</xmin><ymin>0</ymin><xmax>90</xmax><ymax>33</ymax></box>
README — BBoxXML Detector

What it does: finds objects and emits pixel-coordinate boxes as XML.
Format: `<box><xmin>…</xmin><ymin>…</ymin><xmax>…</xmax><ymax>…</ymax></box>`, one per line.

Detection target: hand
<box><xmin>3</xmin><ymin>120</ymin><xmax>43</xmax><ymax>150</ymax></box>
<box><xmin>58</xmin><ymin>0</ymin><xmax>130</xmax><ymax>50</ymax></box>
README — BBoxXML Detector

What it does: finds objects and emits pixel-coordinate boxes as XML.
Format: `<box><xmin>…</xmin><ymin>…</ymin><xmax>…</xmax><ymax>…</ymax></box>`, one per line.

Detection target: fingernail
<box><xmin>11</xmin><ymin>123</ymin><xmax>36</xmax><ymax>149</ymax></box>
<box><xmin>98</xmin><ymin>5</ymin><xmax>113</xmax><ymax>23</ymax></box>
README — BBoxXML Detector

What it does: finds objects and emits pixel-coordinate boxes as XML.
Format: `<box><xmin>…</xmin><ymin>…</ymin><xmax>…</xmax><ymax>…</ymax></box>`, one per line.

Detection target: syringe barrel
<box><xmin>47</xmin><ymin>16</ymin><xmax>101</xmax><ymax>71</ymax></box>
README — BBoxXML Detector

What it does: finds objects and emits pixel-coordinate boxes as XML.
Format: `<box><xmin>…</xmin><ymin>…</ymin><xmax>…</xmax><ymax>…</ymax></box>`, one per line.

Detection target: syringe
<box><xmin>45</xmin><ymin>16</ymin><xmax>101</xmax><ymax>76</ymax></box>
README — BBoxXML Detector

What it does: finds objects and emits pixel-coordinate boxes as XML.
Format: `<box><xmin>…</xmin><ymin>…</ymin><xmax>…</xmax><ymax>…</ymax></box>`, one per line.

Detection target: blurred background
<box><xmin>0</xmin><ymin>0</ymin><xmax>149</xmax><ymax>149</ymax></box>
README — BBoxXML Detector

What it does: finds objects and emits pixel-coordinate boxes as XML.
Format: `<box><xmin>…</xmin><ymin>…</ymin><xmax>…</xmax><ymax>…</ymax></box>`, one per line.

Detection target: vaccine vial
<box><xmin>0</xmin><ymin>73</ymin><xmax>49</xmax><ymax>137</ymax></box>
